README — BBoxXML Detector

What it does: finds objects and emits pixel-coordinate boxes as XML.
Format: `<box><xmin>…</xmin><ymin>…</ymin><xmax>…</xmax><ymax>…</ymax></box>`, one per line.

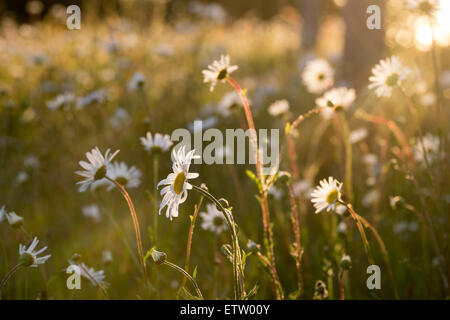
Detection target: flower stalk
<box><xmin>0</xmin><ymin>262</ymin><xmax>23</xmax><ymax>294</ymax></box>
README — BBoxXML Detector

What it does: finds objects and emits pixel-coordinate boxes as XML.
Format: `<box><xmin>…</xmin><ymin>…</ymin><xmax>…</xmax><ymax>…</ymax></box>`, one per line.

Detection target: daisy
<box><xmin>302</xmin><ymin>59</ymin><xmax>334</xmax><ymax>94</ymax></box>
<box><xmin>106</xmin><ymin>161</ymin><xmax>141</xmax><ymax>190</ymax></box>
<box><xmin>217</xmin><ymin>91</ymin><xmax>242</xmax><ymax>117</ymax></box>
<box><xmin>310</xmin><ymin>177</ymin><xmax>343</xmax><ymax>213</ymax></box>
<box><xmin>349</xmin><ymin>128</ymin><xmax>368</xmax><ymax>144</ymax></box>
<box><xmin>82</xmin><ymin>204</ymin><xmax>101</xmax><ymax>222</ymax></box>
<box><xmin>315</xmin><ymin>87</ymin><xmax>356</xmax><ymax>119</ymax></box>
<box><xmin>140</xmin><ymin>132</ymin><xmax>173</xmax><ymax>155</ymax></box>
<box><xmin>157</xmin><ymin>147</ymin><xmax>200</xmax><ymax>220</ymax></box>
<box><xmin>127</xmin><ymin>72</ymin><xmax>146</xmax><ymax>92</ymax></box>
<box><xmin>75</xmin><ymin>147</ymin><xmax>119</xmax><ymax>192</ymax></box>
<box><xmin>368</xmin><ymin>56</ymin><xmax>410</xmax><ymax>98</ymax></box>
<box><xmin>68</xmin><ymin>260</ymin><xmax>109</xmax><ymax>288</ymax></box>
<box><xmin>6</xmin><ymin>211</ymin><xmax>24</xmax><ymax>228</ymax></box>
<box><xmin>46</xmin><ymin>92</ymin><xmax>75</xmax><ymax>111</ymax></box>
<box><xmin>19</xmin><ymin>237</ymin><xmax>51</xmax><ymax>267</ymax></box>
<box><xmin>413</xmin><ymin>134</ymin><xmax>441</xmax><ymax>165</ymax></box>
<box><xmin>202</xmin><ymin>55</ymin><xmax>238</xmax><ymax>91</ymax></box>
<box><xmin>200</xmin><ymin>203</ymin><xmax>227</xmax><ymax>235</ymax></box>
<box><xmin>268</xmin><ymin>99</ymin><xmax>290</xmax><ymax>117</ymax></box>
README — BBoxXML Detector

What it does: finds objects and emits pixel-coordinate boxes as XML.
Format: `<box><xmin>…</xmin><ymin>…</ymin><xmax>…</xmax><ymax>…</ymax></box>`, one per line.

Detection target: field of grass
<box><xmin>0</xmin><ymin>0</ymin><xmax>449</xmax><ymax>300</ymax></box>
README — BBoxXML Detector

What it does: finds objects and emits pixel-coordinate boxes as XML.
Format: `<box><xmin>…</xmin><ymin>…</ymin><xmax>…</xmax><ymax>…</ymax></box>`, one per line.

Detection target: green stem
<box><xmin>0</xmin><ymin>262</ymin><xmax>23</xmax><ymax>295</ymax></box>
<box><xmin>153</xmin><ymin>156</ymin><xmax>159</xmax><ymax>243</ymax></box>
<box><xmin>163</xmin><ymin>261</ymin><xmax>204</xmax><ymax>300</ymax></box>
<box><xmin>192</xmin><ymin>184</ymin><xmax>245</xmax><ymax>299</ymax></box>
<box><xmin>338</xmin><ymin>112</ymin><xmax>353</xmax><ymax>204</ymax></box>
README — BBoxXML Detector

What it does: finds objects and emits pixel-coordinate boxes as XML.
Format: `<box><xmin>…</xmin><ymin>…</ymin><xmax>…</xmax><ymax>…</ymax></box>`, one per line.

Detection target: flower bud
<box><xmin>6</xmin><ymin>212</ymin><xmax>24</xmax><ymax>228</ymax></box>
<box><xmin>247</xmin><ymin>239</ymin><xmax>260</xmax><ymax>253</ymax></box>
<box><xmin>340</xmin><ymin>254</ymin><xmax>352</xmax><ymax>270</ymax></box>
<box><xmin>150</xmin><ymin>249</ymin><xmax>167</xmax><ymax>265</ymax></box>
<box><xmin>389</xmin><ymin>196</ymin><xmax>404</xmax><ymax>210</ymax></box>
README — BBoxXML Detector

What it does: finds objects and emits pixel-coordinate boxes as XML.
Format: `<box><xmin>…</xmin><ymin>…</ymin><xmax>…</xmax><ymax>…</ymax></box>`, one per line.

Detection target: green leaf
<box><xmin>181</xmin><ymin>287</ymin><xmax>201</xmax><ymax>300</ymax></box>
<box><xmin>192</xmin><ymin>266</ymin><xmax>198</xmax><ymax>280</ymax></box>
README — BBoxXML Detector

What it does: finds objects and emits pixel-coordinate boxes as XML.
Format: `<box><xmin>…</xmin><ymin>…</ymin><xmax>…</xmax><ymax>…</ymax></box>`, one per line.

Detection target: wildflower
<box><xmin>217</xmin><ymin>91</ymin><xmax>242</xmax><ymax>117</ymax></box>
<box><xmin>68</xmin><ymin>260</ymin><xmax>109</xmax><ymax>287</ymax></box>
<box><xmin>310</xmin><ymin>177</ymin><xmax>343</xmax><ymax>213</ymax></box>
<box><xmin>140</xmin><ymin>132</ymin><xmax>173</xmax><ymax>155</ymax></box>
<box><xmin>368</xmin><ymin>56</ymin><xmax>410</xmax><ymax>98</ymax></box>
<box><xmin>349</xmin><ymin>128</ymin><xmax>368</xmax><ymax>144</ymax></box>
<box><xmin>153</xmin><ymin>43</ymin><xmax>175</xmax><ymax>57</ymax></box>
<box><xmin>106</xmin><ymin>161</ymin><xmax>141</xmax><ymax>190</ymax></box>
<box><xmin>109</xmin><ymin>107</ymin><xmax>130</xmax><ymax>129</ymax></box>
<box><xmin>316</xmin><ymin>87</ymin><xmax>356</xmax><ymax>119</ymax></box>
<box><xmin>82</xmin><ymin>204</ymin><xmax>101</xmax><ymax>222</ymax></box>
<box><xmin>337</xmin><ymin>221</ymin><xmax>348</xmax><ymax>234</ymax></box>
<box><xmin>157</xmin><ymin>147</ymin><xmax>200</xmax><ymax>220</ymax></box>
<box><xmin>19</xmin><ymin>237</ymin><xmax>51</xmax><ymax>267</ymax></box>
<box><xmin>362</xmin><ymin>190</ymin><xmax>380</xmax><ymax>207</ymax></box>
<box><xmin>340</xmin><ymin>255</ymin><xmax>352</xmax><ymax>270</ymax></box>
<box><xmin>76</xmin><ymin>89</ymin><xmax>108</xmax><ymax>109</ymax></box>
<box><xmin>293</xmin><ymin>180</ymin><xmax>312</xmax><ymax>199</ymax></box>
<box><xmin>268</xmin><ymin>99</ymin><xmax>290</xmax><ymax>117</ymax></box>
<box><xmin>102</xmin><ymin>250</ymin><xmax>113</xmax><ymax>264</ymax></box>
<box><xmin>16</xmin><ymin>171</ymin><xmax>29</xmax><ymax>184</ymax></box>
<box><xmin>127</xmin><ymin>72</ymin><xmax>146</xmax><ymax>92</ymax></box>
<box><xmin>413</xmin><ymin>134</ymin><xmax>441</xmax><ymax>165</ymax></box>
<box><xmin>335</xmin><ymin>204</ymin><xmax>348</xmax><ymax>215</ymax></box>
<box><xmin>268</xmin><ymin>185</ymin><xmax>283</xmax><ymax>200</ymax></box>
<box><xmin>200</xmin><ymin>203</ymin><xmax>228</xmax><ymax>235</ymax></box>
<box><xmin>149</xmin><ymin>248</ymin><xmax>167</xmax><ymax>265</ymax></box>
<box><xmin>46</xmin><ymin>92</ymin><xmax>75</xmax><ymax>111</ymax></box>
<box><xmin>75</xmin><ymin>147</ymin><xmax>119</xmax><ymax>192</ymax></box>
<box><xmin>6</xmin><ymin>211</ymin><xmax>24</xmax><ymax>228</ymax></box>
<box><xmin>301</xmin><ymin>59</ymin><xmax>334</xmax><ymax>94</ymax></box>
<box><xmin>202</xmin><ymin>55</ymin><xmax>238</xmax><ymax>91</ymax></box>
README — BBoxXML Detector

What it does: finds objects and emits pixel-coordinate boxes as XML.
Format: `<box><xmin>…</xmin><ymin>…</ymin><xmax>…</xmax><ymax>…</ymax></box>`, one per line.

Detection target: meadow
<box><xmin>0</xmin><ymin>0</ymin><xmax>449</xmax><ymax>300</ymax></box>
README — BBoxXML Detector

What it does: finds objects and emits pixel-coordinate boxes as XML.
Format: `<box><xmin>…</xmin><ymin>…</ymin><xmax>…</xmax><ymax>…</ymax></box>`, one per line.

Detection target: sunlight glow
<box><xmin>414</xmin><ymin>1</ymin><xmax>450</xmax><ymax>51</ymax></box>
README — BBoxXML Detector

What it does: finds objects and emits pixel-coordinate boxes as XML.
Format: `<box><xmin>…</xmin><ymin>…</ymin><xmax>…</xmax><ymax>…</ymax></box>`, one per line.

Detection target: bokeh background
<box><xmin>0</xmin><ymin>0</ymin><xmax>449</xmax><ymax>299</ymax></box>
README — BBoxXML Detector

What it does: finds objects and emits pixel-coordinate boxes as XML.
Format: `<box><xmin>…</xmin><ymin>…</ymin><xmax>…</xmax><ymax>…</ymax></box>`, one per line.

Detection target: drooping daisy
<box><xmin>6</xmin><ymin>211</ymin><xmax>24</xmax><ymax>228</ymax></box>
<box><xmin>202</xmin><ymin>55</ymin><xmax>238</xmax><ymax>91</ymax></box>
<box><xmin>368</xmin><ymin>56</ymin><xmax>410</xmax><ymax>98</ymax></box>
<box><xmin>407</xmin><ymin>0</ymin><xmax>440</xmax><ymax>15</ymax></box>
<box><xmin>200</xmin><ymin>203</ymin><xmax>227</xmax><ymax>235</ymax></box>
<box><xmin>19</xmin><ymin>237</ymin><xmax>51</xmax><ymax>267</ymax></box>
<box><xmin>413</xmin><ymin>134</ymin><xmax>441</xmax><ymax>165</ymax></box>
<box><xmin>106</xmin><ymin>161</ymin><xmax>141</xmax><ymax>191</ymax></box>
<box><xmin>268</xmin><ymin>99</ymin><xmax>290</xmax><ymax>117</ymax></box>
<box><xmin>75</xmin><ymin>147</ymin><xmax>119</xmax><ymax>192</ymax></box>
<box><xmin>82</xmin><ymin>204</ymin><xmax>101</xmax><ymax>222</ymax></box>
<box><xmin>127</xmin><ymin>72</ymin><xmax>146</xmax><ymax>92</ymax></box>
<box><xmin>315</xmin><ymin>87</ymin><xmax>356</xmax><ymax>119</ymax></box>
<box><xmin>310</xmin><ymin>177</ymin><xmax>343</xmax><ymax>213</ymax></box>
<box><xmin>140</xmin><ymin>132</ymin><xmax>173</xmax><ymax>155</ymax></box>
<box><xmin>157</xmin><ymin>147</ymin><xmax>200</xmax><ymax>220</ymax></box>
<box><xmin>302</xmin><ymin>59</ymin><xmax>334</xmax><ymax>94</ymax></box>
<box><xmin>68</xmin><ymin>260</ymin><xmax>109</xmax><ymax>287</ymax></box>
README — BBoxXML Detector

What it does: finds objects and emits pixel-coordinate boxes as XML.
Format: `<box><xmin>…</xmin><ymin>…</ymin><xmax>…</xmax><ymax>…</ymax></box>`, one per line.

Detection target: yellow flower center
<box><xmin>150</xmin><ymin>146</ymin><xmax>162</xmax><ymax>155</ymax></box>
<box><xmin>326</xmin><ymin>189</ymin><xmax>339</xmax><ymax>204</ymax></box>
<box><xmin>217</xmin><ymin>68</ymin><xmax>228</xmax><ymax>80</ymax></box>
<box><xmin>94</xmin><ymin>165</ymin><xmax>107</xmax><ymax>180</ymax></box>
<box><xmin>385</xmin><ymin>73</ymin><xmax>399</xmax><ymax>87</ymax></box>
<box><xmin>173</xmin><ymin>171</ymin><xmax>186</xmax><ymax>195</ymax></box>
<box><xmin>213</xmin><ymin>216</ymin><xmax>224</xmax><ymax>227</ymax></box>
<box><xmin>318</xmin><ymin>73</ymin><xmax>325</xmax><ymax>81</ymax></box>
<box><xmin>116</xmin><ymin>176</ymin><xmax>128</xmax><ymax>186</ymax></box>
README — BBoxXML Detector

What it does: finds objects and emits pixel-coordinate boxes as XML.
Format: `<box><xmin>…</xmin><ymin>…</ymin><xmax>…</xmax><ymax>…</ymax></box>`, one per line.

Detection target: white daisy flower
<box><xmin>202</xmin><ymin>55</ymin><xmax>238</xmax><ymax>91</ymax></box>
<box><xmin>200</xmin><ymin>203</ymin><xmax>227</xmax><ymax>235</ymax></box>
<box><xmin>268</xmin><ymin>99</ymin><xmax>290</xmax><ymax>117</ymax></box>
<box><xmin>6</xmin><ymin>211</ymin><xmax>24</xmax><ymax>228</ymax></box>
<box><xmin>109</xmin><ymin>107</ymin><xmax>130</xmax><ymax>129</ymax></box>
<box><xmin>127</xmin><ymin>72</ymin><xmax>146</xmax><ymax>92</ymax></box>
<box><xmin>82</xmin><ymin>204</ymin><xmax>101</xmax><ymax>222</ymax></box>
<box><xmin>301</xmin><ymin>59</ymin><xmax>334</xmax><ymax>94</ymax></box>
<box><xmin>316</xmin><ymin>87</ymin><xmax>356</xmax><ymax>119</ymax></box>
<box><xmin>413</xmin><ymin>134</ymin><xmax>441</xmax><ymax>165</ymax></box>
<box><xmin>106</xmin><ymin>161</ymin><xmax>141</xmax><ymax>191</ymax></box>
<box><xmin>217</xmin><ymin>91</ymin><xmax>242</xmax><ymax>117</ymax></box>
<box><xmin>140</xmin><ymin>132</ymin><xmax>173</xmax><ymax>155</ymax></box>
<box><xmin>349</xmin><ymin>128</ymin><xmax>368</xmax><ymax>144</ymax></box>
<box><xmin>68</xmin><ymin>260</ymin><xmax>109</xmax><ymax>288</ymax></box>
<box><xmin>76</xmin><ymin>89</ymin><xmax>108</xmax><ymax>109</ymax></box>
<box><xmin>310</xmin><ymin>177</ymin><xmax>343</xmax><ymax>214</ymax></box>
<box><xmin>19</xmin><ymin>237</ymin><xmax>51</xmax><ymax>267</ymax></box>
<box><xmin>75</xmin><ymin>147</ymin><xmax>119</xmax><ymax>192</ymax></box>
<box><xmin>46</xmin><ymin>92</ymin><xmax>75</xmax><ymax>111</ymax></box>
<box><xmin>368</xmin><ymin>56</ymin><xmax>410</xmax><ymax>98</ymax></box>
<box><xmin>157</xmin><ymin>147</ymin><xmax>200</xmax><ymax>220</ymax></box>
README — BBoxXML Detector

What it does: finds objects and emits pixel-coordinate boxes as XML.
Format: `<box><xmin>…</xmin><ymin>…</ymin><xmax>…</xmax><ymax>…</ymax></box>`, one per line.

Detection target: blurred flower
<box><xmin>19</xmin><ymin>237</ymin><xmax>51</xmax><ymax>267</ymax></box>
<box><xmin>6</xmin><ymin>211</ymin><xmax>24</xmax><ymax>228</ymax></box>
<box><xmin>76</xmin><ymin>147</ymin><xmax>119</xmax><ymax>192</ymax></box>
<box><xmin>153</xmin><ymin>43</ymin><xmax>175</xmax><ymax>57</ymax></box>
<box><xmin>0</xmin><ymin>205</ymin><xmax>6</xmax><ymax>223</ymax></box>
<box><xmin>362</xmin><ymin>189</ymin><xmax>380</xmax><ymax>207</ymax></box>
<box><xmin>340</xmin><ymin>254</ymin><xmax>352</xmax><ymax>270</ymax></box>
<box><xmin>337</xmin><ymin>221</ymin><xmax>347</xmax><ymax>234</ymax></box>
<box><xmin>217</xmin><ymin>91</ymin><xmax>242</xmax><ymax>117</ymax></box>
<box><xmin>127</xmin><ymin>72</ymin><xmax>146</xmax><ymax>92</ymax></box>
<box><xmin>82</xmin><ymin>204</ymin><xmax>101</xmax><ymax>222</ymax></box>
<box><xmin>107</xmin><ymin>162</ymin><xmax>141</xmax><ymax>191</ymax></box>
<box><xmin>16</xmin><ymin>171</ymin><xmax>29</xmax><ymax>184</ymax></box>
<box><xmin>202</xmin><ymin>55</ymin><xmax>238</xmax><ymax>91</ymax></box>
<box><xmin>24</xmin><ymin>155</ymin><xmax>40</xmax><ymax>169</ymax></box>
<box><xmin>268</xmin><ymin>99</ymin><xmax>290</xmax><ymax>117</ymax></box>
<box><xmin>68</xmin><ymin>260</ymin><xmax>109</xmax><ymax>288</ymax></box>
<box><xmin>413</xmin><ymin>133</ymin><xmax>441</xmax><ymax>165</ymax></box>
<box><xmin>157</xmin><ymin>147</ymin><xmax>199</xmax><ymax>220</ymax></box>
<box><xmin>369</xmin><ymin>56</ymin><xmax>410</xmax><ymax>98</ymax></box>
<box><xmin>200</xmin><ymin>203</ymin><xmax>227</xmax><ymax>235</ymax></box>
<box><xmin>26</xmin><ymin>1</ymin><xmax>44</xmax><ymax>15</ymax></box>
<box><xmin>349</xmin><ymin>128</ymin><xmax>368</xmax><ymax>144</ymax></box>
<box><xmin>311</xmin><ymin>177</ymin><xmax>343</xmax><ymax>214</ymax></box>
<box><xmin>76</xmin><ymin>89</ymin><xmax>108</xmax><ymax>109</ymax></box>
<box><xmin>293</xmin><ymin>180</ymin><xmax>312</xmax><ymax>199</ymax></box>
<box><xmin>188</xmin><ymin>117</ymin><xmax>218</xmax><ymax>132</ymax></box>
<box><xmin>268</xmin><ymin>185</ymin><xmax>283</xmax><ymax>200</ymax></box>
<box><xmin>301</xmin><ymin>59</ymin><xmax>334</xmax><ymax>94</ymax></box>
<box><xmin>140</xmin><ymin>132</ymin><xmax>173</xmax><ymax>155</ymax></box>
<box><xmin>189</xmin><ymin>1</ymin><xmax>227</xmax><ymax>23</ymax></box>
<box><xmin>46</xmin><ymin>92</ymin><xmax>75</xmax><ymax>111</ymax></box>
<box><xmin>315</xmin><ymin>87</ymin><xmax>356</xmax><ymax>119</ymax></box>
<box><xmin>393</xmin><ymin>221</ymin><xmax>419</xmax><ymax>234</ymax></box>
<box><xmin>102</xmin><ymin>250</ymin><xmax>113</xmax><ymax>264</ymax></box>
<box><xmin>109</xmin><ymin>108</ymin><xmax>130</xmax><ymax>129</ymax></box>
<box><xmin>335</xmin><ymin>204</ymin><xmax>347</xmax><ymax>215</ymax></box>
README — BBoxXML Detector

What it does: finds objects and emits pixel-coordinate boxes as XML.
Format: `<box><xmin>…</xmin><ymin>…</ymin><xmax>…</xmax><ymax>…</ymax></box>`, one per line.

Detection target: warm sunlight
<box><xmin>414</xmin><ymin>1</ymin><xmax>450</xmax><ymax>50</ymax></box>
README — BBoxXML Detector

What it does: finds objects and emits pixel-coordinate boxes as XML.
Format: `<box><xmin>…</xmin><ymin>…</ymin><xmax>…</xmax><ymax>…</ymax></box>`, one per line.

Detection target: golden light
<box><xmin>414</xmin><ymin>1</ymin><xmax>450</xmax><ymax>51</ymax></box>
